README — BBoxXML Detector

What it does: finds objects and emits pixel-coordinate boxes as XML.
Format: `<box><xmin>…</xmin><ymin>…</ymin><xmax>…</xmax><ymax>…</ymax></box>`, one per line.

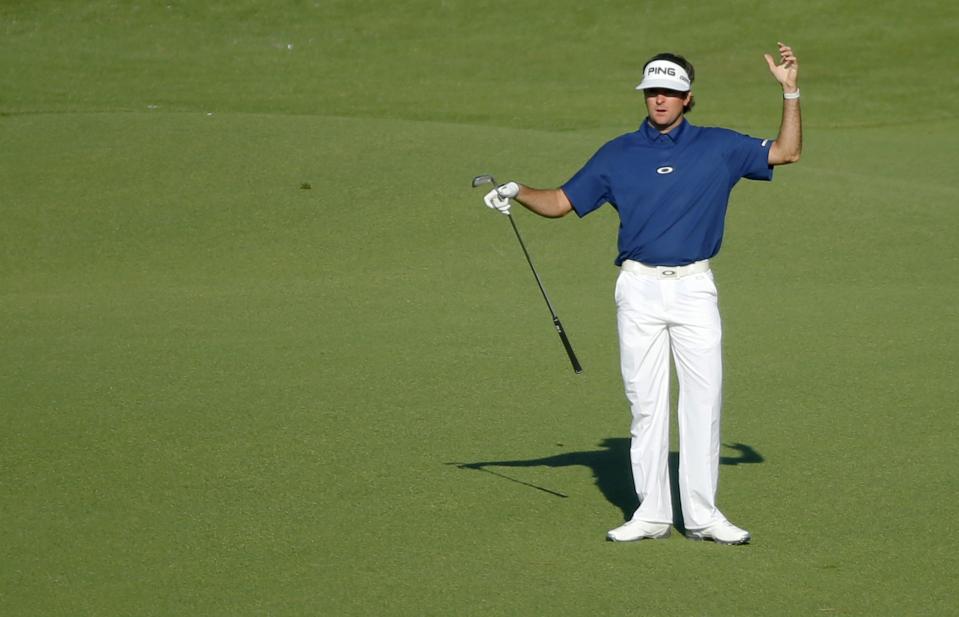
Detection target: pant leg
<box><xmin>667</xmin><ymin>271</ymin><xmax>726</xmax><ymax>529</ymax></box>
<box><xmin>615</xmin><ymin>271</ymin><xmax>673</xmax><ymax>524</ymax></box>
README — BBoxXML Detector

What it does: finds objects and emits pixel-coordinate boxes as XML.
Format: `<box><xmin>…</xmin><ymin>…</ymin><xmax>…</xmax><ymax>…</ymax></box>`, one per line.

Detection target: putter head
<box><xmin>471</xmin><ymin>174</ymin><xmax>496</xmax><ymax>189</ymax></box>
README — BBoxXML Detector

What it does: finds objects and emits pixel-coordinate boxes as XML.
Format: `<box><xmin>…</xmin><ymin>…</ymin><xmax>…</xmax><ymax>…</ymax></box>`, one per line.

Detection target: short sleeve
<box><xmin>561</xmin><ymin>144</ymin><xmax>614</xmax><ymax>217</ymax></box>
<box><xmin>725</xmin><ymin>132</ymin><xmax>774</xmax><ymax>181</ymax></box>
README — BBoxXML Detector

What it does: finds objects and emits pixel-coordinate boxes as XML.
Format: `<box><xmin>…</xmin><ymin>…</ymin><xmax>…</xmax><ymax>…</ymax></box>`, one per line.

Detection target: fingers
<box><xmin>483</xmin><ymin>188</ymin><xmax>511</xmax><ymax>215</ymax></box>
<box><xmin>776</xmin><ymin>41</ymin><xmax>798</xmax><ymax>68</ymax></box>
<box><xmin>483</xmin><ymin>182</ymin><xmax>518</xmax><ymax>215</ymax></box>
<box><xmin>766</xmin><ymin>42</ymin><xmax>799</xmax><ymax>89</ymax></box>
<box><xmin>496</xmin><ymin>181</ymin><xmax>520</xmax><ymax>199</ymax></box>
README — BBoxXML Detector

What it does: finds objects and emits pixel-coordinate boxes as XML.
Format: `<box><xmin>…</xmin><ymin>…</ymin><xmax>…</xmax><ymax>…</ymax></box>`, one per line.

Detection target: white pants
<box><xmin>615</xmin><ymin>263</ymin><xmax>728</xmax><ymax>530</ymax></box>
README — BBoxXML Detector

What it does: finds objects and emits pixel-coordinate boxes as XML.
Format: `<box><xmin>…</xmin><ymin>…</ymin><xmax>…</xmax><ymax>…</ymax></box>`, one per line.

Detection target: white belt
<box><xmin>621</xmin><ymin>259</ymin><xmax>710</xmax><ymax>279</ymax></box>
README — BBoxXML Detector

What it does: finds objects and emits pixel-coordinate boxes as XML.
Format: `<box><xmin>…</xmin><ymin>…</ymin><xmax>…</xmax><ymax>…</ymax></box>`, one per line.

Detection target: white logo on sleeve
<box><xmin>761</xmin><ymin>139</ymin><xmax>769</xmax><ymax>147</ymax></box>
<box><xmin>656</xmin><ymin>166</ymin><xmax>674</xmax><ymax>175</ymax></box>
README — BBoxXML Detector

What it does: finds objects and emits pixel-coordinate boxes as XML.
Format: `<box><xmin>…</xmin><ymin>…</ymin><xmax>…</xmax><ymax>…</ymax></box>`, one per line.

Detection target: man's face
<box><xmin>644</xmin><ymin>88</ymin><xmax>692</xmax><ymax>133</ymax></box>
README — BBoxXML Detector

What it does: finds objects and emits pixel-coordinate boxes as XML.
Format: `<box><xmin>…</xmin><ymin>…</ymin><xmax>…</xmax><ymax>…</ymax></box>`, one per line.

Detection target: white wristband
<box><xmin>783</xmin><ymin>89</ymin><xmax>800</xmax><ymax>100</ymax></box>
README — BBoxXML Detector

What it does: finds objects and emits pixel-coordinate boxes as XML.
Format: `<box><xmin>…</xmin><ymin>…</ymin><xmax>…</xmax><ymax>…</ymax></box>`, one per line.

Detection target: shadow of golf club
<box><xmin>450</xmin><ymin>439</ymin><xmax>763</xmax><ymax>533</ymax></box>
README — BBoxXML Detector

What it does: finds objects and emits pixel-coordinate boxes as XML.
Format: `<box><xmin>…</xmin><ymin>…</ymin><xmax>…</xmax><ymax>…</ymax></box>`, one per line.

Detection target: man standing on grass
<box><xmin>481</xmin><ymin>43</ymin><xmax>801</xmax><ymax>544</ymax></box>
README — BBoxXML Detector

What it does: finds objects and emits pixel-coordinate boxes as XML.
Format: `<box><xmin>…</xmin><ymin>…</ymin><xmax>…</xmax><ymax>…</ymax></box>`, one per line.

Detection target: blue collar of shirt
<box><xmin>640</xmin><ymin>117</ymin><xmax>689</xmax><ymax>144</ymax></box>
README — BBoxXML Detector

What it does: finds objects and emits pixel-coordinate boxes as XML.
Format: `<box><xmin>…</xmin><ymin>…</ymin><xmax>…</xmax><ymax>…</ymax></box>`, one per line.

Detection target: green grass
<box><xmin>2</xmin><ymin>1</ymin><xmax>957</xmax><ymax>616</ymax></box>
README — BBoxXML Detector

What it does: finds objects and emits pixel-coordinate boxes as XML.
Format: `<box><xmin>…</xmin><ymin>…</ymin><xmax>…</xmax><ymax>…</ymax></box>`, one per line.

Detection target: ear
<box><xmin>683</xmin><ymin>91</ymin><xmax>693</xmax><ymax>105</ymax></box>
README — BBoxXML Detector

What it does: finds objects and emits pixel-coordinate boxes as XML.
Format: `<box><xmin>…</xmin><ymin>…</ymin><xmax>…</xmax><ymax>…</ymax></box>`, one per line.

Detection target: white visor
<box><xmin>635</xmin><ymin>60</ymin><xmax>691</xmax><ymax>92</ymax></box>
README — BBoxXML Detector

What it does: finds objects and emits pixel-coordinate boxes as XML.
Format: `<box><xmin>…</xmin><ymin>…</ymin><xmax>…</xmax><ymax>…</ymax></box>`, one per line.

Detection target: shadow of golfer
<box><xmin>453</xmin><ymin>439</ymin><xmax>763</xmax><ymax>533</ymax></box>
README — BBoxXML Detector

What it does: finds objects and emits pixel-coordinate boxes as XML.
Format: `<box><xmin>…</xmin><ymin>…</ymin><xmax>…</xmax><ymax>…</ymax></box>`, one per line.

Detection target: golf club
<box><xmin>472</xmin><ymin>174</ymin><xmax>583</xmax><ymax>374</ymax></box>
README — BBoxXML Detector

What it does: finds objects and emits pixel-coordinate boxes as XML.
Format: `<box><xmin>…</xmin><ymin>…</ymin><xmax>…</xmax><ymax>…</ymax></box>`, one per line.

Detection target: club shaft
<box><xmin>507</xmin><ymin>214</ymin><xmax>557</xmax><ymax>316</ymax></box>
<box><xmin>507</xmin><ymin>213</ymin><xmax>583</xmax><ymax>374</ymax></box>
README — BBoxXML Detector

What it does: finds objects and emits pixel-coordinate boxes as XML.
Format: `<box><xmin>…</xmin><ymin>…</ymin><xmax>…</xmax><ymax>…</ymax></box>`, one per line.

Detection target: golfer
<box><xmin>482</xmin><ymin>43</ymin><xmax>801</xmax><ymax>544</ymax></box>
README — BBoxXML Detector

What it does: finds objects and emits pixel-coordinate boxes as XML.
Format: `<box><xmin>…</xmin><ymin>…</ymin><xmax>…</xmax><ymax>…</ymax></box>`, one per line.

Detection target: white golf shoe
<box><xmin>685</xmin><ymin>520</ymin><xmax>751</xmax><ymax>545</ymax></box>
<box><xmin>606</xmin><ymin>519</ymin><xmax>672</xmax><ymax>542</ymax></box>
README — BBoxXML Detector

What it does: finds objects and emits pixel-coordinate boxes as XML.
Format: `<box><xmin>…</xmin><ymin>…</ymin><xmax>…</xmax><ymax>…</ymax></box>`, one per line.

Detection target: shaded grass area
<box><xmin>2</xmin><ymin>1</ymin><xmax>958</xmax><ymax>616</ymax></box>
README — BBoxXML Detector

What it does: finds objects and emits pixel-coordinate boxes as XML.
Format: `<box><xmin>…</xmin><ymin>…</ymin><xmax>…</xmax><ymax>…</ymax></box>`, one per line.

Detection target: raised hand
<box><xmin>764</xmin><ymin>42</ymin><xmax>799</xmax><ymax>92</ymax></box>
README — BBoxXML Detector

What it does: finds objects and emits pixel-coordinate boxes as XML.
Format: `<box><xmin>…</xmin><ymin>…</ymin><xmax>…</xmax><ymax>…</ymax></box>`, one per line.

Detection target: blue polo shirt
<box><xmin>562</xmin><ymin>119</ymin><xmax>773</xmax><ymax>266</ymax></box>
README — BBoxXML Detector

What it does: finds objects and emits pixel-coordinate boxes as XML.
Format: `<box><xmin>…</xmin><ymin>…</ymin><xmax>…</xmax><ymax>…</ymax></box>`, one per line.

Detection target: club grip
<box><xmin>553</xmin><ymin>317</ymin><xmax>583</xmax><ymax>374</ymax></box>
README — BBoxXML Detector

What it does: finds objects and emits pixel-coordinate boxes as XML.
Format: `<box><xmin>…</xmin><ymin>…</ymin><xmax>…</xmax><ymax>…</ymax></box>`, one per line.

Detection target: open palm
<box><xmin>764</xmin><ymin>42</ymin><xmax>798</xmax><ymax>89</ymax></box>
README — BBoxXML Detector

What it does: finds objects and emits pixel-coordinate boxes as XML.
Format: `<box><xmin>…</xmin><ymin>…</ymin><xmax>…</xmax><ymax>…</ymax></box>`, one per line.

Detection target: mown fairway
<box><xmin>2</xmin><ymin>2</ymin><xmax>957</xmax><ymax>615</ymax></box>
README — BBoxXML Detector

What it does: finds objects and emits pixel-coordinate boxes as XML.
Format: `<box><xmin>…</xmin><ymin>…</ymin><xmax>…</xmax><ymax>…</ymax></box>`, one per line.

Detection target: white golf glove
<box><xmin>483</xmin><ymin>181</ymin><xmax>520</xmax><ymax>215</ymax></box>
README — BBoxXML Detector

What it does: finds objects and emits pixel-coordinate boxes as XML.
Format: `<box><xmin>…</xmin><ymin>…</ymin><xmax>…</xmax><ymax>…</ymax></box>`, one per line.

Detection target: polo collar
<box><xmin>641</xmin><ymin>117</ymin><xmax>689</xmax><ymax>143</ymax></box>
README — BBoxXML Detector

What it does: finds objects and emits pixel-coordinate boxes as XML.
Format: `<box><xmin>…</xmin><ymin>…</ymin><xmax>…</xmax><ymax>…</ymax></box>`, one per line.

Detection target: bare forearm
<box><xmin>514</xmin><ymin>185</ymin><xmax>573</xmax><ymax>218</ymax></box>
<box><xmin>770</xmin><ymin>96</ymin><xmax>802</xmax><ymax>165</ymax></box>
